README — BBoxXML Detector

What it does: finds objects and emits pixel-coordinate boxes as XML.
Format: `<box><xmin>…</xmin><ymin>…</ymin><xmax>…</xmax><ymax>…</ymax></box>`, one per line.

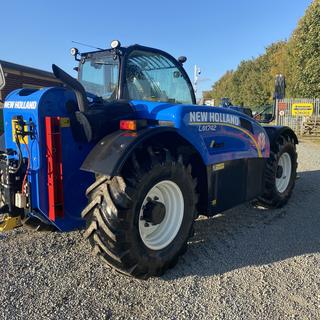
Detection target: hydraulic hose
<box><xmin>11</xmin><ymin>134</ymin><xmax>23</xmax><ymax>174</ymax></box>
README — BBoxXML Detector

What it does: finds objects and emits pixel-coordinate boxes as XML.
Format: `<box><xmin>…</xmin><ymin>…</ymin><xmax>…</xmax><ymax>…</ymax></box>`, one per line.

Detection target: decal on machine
<box><xmin>4</xmin><ymin>101</ymin><xmax>38</xmax><ymax>109</ymax></box>
<box><xmin>189</xmin><ymin>111</ymin><xmax>240</xmax><ymax>126</ymax></box>
<box><xmin>257</xmin><ymin>132</ymin><xmax>266</xmax><ymax>150</ymax></box>
<box><xmin>188</xmin><ymin>111</ymin><xmax>240</xmax><ymax>132</ymax></box>
<box><xmin>187</xmin><ymin>111</ymin><xmax>263</xmax><ymax>158</ymax></box>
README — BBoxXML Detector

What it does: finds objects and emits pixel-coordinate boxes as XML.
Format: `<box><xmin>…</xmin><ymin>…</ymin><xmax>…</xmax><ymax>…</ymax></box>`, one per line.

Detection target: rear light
<box><xmin>120</xmin><ymin>120</ymin><xmax>147</xmax><ymax>131</ymax></box>
<box><xmin>120</xmin><ymin>120</ymin><xmax>137</xmax><ymax>131</ymax></box>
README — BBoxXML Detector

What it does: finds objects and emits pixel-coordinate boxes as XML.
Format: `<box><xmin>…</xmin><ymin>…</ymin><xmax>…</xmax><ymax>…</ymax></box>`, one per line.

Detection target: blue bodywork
<box><xmin>131</xmin><ymin>100</ymin><xmax>269</xmax><ymax>164</ymax></box>
<box><xmin>3</xmin><ymin>88</ymin><xmax>270</xmax><ymax>231</ymax></box>
<box><xmin>3</xmin><ymin>87</ymin><xmax>95</xmax><ymax>231</ymax></box>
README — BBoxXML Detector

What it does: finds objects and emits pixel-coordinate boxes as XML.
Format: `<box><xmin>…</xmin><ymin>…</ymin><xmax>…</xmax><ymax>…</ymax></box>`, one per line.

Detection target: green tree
<box><xmin>289</xmin><ymin>0</ymin><xmax>320</xmax><ymax>97</ymax></box>
<box><xmin>208</xmin><ymin>70</ymin><xmax>234</xmax><ymax>104</ymax></box>
<box><xmin>203</xmin><ymin>0</ymin><xmax>320</xmax><ymax>104</ymax></box>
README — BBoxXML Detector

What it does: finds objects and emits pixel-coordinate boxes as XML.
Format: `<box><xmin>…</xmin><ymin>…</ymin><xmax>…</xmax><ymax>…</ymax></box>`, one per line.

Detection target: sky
<box><xmin>0</xmin><ymin>0</ymin><xmax>312</xmax><ymax>97</ymax></box>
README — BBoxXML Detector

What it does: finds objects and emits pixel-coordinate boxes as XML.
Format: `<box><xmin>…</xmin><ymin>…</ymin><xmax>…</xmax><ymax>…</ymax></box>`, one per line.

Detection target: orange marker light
<box><xmin>120</xmin><ymin>120</ymin><xmax>137</xmax><ymax>131</ymax></box>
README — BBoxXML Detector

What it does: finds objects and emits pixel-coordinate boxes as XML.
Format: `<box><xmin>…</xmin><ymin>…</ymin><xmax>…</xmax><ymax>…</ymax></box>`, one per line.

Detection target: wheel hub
<box><xmin>276</xmin><ymin>165</ymin><xmax>283</xmax><ymax>178</ymax></box>
<box><xmin>275</xmin><ymin>152</ymin><xmax>292</xmax><ymax>193</ymax></box>
<box><xmin>138</xmin><ymin>180</ymin><xmax>184</xmax><ymax>250</ymax></box>
<box><xmin>142</xmin><ymin>198</ymin><xmax>166</xmax><ymax>225</ymax></box>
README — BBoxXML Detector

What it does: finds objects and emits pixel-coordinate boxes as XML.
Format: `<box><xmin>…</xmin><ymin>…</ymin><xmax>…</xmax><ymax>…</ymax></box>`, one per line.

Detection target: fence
<box><xmin>275</xmin><ymin>98</ymin><xmax>320</xmax><ymax>136</ymax></box>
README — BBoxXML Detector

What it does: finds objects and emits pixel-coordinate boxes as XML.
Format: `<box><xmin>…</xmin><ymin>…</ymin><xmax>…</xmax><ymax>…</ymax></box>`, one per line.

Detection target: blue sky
<box><xmin>1</xmin><ymin>0</ymin><xmax>312</xmax><ymax>97</ymax></box>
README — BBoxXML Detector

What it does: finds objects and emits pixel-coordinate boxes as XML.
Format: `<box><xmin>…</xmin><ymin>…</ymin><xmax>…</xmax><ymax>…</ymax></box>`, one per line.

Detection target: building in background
<box><xmin>0</xmin><ymin>60</ymin><xmax>61</xmax><ymax>107</ymax></box>
<box><xmin>203</xmin><ymin>98</ymin><xmax>215</xmax><ymax>106</ymax></box>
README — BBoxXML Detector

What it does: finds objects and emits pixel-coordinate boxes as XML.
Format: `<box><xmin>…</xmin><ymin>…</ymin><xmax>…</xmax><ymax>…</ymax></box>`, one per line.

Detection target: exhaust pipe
<box><xmin>52</xmin><ymin>64</ymin><xmax>88</xmax><ymax>112</ymax></box>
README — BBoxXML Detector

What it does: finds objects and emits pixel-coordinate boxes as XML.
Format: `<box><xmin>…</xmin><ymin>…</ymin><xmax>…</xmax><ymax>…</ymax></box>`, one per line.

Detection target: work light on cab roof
<box><xmin>70</xmin><ymin>47</ymin><xmax>80</xmax><ymax>61</ymax></box>
<box><xmin>110</xmin><ymin>40</ymin><xmax>121</xmax><ymax>49</ymax></box>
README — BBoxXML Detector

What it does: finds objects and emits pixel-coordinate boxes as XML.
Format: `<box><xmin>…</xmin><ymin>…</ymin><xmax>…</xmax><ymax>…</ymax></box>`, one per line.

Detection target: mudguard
<box><xmin>81</xmin><ymin>126</ymin><xmax>178</xmax><ymax>176</ymax></box>
<box><xmin>263</xmin><ymin>126</ymin><xmax>298</xmax><ymax>146</ymax></box>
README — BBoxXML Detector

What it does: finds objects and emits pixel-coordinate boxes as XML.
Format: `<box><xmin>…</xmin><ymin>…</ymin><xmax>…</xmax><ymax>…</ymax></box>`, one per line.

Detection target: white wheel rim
<box><xmin>276</xmin><ymin>152</ymin><xmax>292</xmax><ymax>193</ymax></box>
<box><xmin>139</xmin><ymin>180</ymin><xmax>184</xmax><ymax>250</ymax></box>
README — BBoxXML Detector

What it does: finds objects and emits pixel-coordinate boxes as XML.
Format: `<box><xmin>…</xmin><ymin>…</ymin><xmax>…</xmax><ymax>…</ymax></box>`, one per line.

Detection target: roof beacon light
<box><xmin>111</xmin><ymin>40</ymin><xmax>121</xmax><ymax>49</ymax></box>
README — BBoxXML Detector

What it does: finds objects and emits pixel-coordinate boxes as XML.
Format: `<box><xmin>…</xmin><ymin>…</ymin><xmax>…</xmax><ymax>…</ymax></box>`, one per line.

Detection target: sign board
<box><xmin>292</xmin><ymin>103</ymin><xmax>314</xmax><ymax>117</ymax></box>
<box><xmin>278</xmin><ymin>102</ymin><xmax>287</xmax><ymax>112</ymax></box>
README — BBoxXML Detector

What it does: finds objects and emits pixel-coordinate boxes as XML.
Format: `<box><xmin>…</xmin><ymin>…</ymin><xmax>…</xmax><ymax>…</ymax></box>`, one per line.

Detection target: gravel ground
<box><xmin>0</xmin><ymin>140</ymin><xmax>319</xmax><ymax>320</ymax></box>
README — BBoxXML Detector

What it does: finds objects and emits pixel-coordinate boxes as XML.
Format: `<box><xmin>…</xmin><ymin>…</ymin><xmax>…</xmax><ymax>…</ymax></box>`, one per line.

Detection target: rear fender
<box><xmin>81</xmin><ymin>127</ymin><xmax>180</xmax><ymax>176</ymax></box>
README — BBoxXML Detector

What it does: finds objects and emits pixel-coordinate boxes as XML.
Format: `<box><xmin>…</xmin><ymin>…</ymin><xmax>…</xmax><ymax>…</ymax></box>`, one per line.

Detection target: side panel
<box><xmin>130</xmin><ymin>101</ymin><xmax>270</xmax><ymax>165</ymax></box>
<box><xmin>207</xmin><ymin>158</ymin><xmax>265</xmax><ymax>215</ymax></box>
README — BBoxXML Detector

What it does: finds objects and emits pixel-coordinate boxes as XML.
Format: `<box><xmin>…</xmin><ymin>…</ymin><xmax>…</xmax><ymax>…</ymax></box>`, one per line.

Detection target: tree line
<box><xmin>203</xmin><ymin>0</ymin><xmax>320</xmax><ymax>108</ymax></box>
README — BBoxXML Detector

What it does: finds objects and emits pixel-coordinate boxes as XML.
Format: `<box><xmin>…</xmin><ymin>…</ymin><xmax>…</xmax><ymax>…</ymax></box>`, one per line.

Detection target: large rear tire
<box><xmin>257</xmin><ymin>135</ymin><xmax>297</xmax><ymax>208</ymax></box>
<box><xmin>82</xmin><ymin>147</ymin><xmax>198</xmax><ymax>279</ymax></box>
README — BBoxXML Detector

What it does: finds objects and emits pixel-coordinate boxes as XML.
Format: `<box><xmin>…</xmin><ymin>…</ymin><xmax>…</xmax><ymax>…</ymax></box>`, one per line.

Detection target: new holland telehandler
<box><xmin>0</xmin><ymin>41</ymin><xmax>297</xmax><ymax>278</ymax></box>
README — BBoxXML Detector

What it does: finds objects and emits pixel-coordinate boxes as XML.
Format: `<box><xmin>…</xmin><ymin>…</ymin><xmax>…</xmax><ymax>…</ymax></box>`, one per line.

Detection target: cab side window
<box><xmin>124</xmin><ymin>50</ymin><xmax>193</xmax><ymax>104</ymax></box>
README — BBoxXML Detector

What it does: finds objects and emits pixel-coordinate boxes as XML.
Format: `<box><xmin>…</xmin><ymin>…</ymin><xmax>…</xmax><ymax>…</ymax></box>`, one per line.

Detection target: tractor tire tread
<box><xmin>257</xmin><ymin>134</ymin><xmax>297</xmax><ymax>208</ymax></box>
<box><xmin>82</xmin><ymin>146</ymin><xmax>198</xmax><ymax>279</ymax></box>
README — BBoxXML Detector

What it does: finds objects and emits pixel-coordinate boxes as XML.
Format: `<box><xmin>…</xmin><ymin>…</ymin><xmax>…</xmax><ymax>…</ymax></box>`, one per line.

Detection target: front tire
<box><xmin>257</xmin><ymin>135</ymin><xmax>297</xmax><ymax>208</ymax></box>
<box><xmin>82</xmin><ymin>148</ymin><xmax>198</xmax><ymax>279</ymax></box>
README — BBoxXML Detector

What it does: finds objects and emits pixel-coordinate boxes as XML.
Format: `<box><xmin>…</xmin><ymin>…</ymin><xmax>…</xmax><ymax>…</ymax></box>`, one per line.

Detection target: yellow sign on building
<box><xmin>292</xmin><ymin>103</ymin><xmax>314</xmax><ymax>117</ymax></box>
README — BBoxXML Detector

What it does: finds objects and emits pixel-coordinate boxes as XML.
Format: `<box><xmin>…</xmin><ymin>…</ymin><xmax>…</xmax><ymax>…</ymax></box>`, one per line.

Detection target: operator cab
<box><xmin>52</xmin><ymin>40</ymin><xmax>282</xmax><ymax>143</ymax></box>
<box><xmin>72</xmin><ymin>41</ymin><xmax>196</xmax><ymax>106</ymax></box>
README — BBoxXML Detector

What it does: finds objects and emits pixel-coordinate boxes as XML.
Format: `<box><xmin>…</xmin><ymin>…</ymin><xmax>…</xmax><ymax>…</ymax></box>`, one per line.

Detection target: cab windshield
<box><xmin>79</xmin><ymin>53</ymin><xmax>119</xmax><ymax>101</ymax></box>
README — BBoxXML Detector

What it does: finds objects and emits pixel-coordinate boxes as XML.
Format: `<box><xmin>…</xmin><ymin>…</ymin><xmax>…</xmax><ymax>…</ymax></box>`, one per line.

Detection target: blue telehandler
<box><xmin>0</xmin><ymin>41</ymin><xmax>297</xmax><ymax>278</ymax></box>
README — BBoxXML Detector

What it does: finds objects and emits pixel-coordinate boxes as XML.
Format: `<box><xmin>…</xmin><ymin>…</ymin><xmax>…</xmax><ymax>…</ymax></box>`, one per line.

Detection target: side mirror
<box><xmin>254</xmin><ymin>105</ymin><xmax>275</xmax><ymax>123</ymax></box>
<box><xmin>256</xmin><ymin>75</ymin><xmax>285</xmax><ymax>124</ymax></box>
<box><xmin>0</xmin><ymin>64</ymin><xmax>5</xmax><ymax>91</ymax></box>
<box><xmin>260</xmin><ymin>113</ymin><xmax>273</xmax><ymax>122</ymax></box>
